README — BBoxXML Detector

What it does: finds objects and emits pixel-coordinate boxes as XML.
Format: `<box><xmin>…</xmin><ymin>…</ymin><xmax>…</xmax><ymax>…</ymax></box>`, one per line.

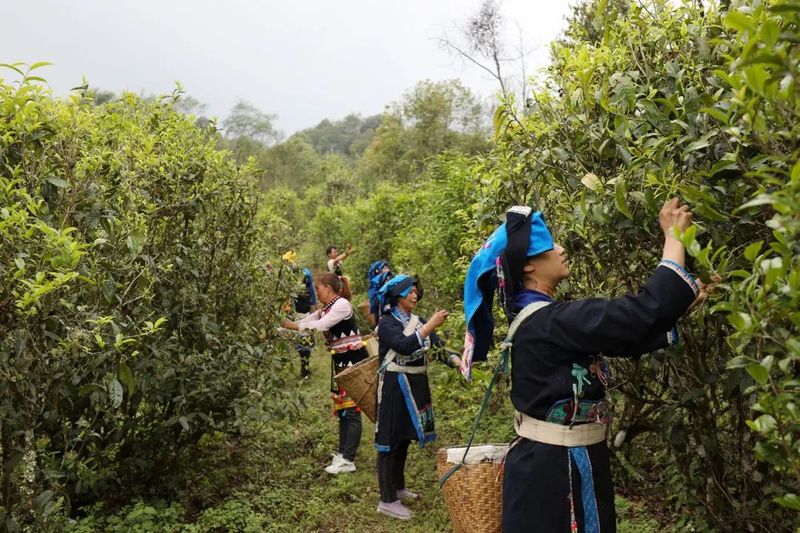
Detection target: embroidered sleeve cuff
<box><xmin>666</xmin><ymin>326</ymin><xmax>680</xmax><ymax>346</ymax></box>
<box><xmin>658</xmin><ymin>259</ymin><xmax>700</xmax><ymax>297</ymax></box>
<box><xmin>415</xmin><ymin>330</ymin><xmax>424</xmax><ymax>347</ymax></box>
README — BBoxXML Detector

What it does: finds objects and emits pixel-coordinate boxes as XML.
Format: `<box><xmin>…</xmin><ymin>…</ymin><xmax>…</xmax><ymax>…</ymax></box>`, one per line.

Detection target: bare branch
<box><xmin>439</xmin><ymin>32</ymin><xmax>505</xmax><ymax>86</ymax></box>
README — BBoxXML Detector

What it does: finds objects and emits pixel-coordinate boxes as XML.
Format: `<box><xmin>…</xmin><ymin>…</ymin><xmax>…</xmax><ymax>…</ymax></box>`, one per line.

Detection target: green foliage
<box><xmin>471</xmin><ymin>0</ymin><xmax>798</xmax><ymax>529</ymax></box>
<box><xmin>66</xmin><ymin>352</ymin><xmax>665</xmax><ymax>532</ymax></box>
<box><xmin>615</xmin><ymin>496</ymin><xmax>663</xmax><ymax>533</ymax></box>
<box><xmin>223</xmin><ymin>99</ymin><xmax>280</xmax><ymax>146</ymax></box>
<box><xmin>716</xmin><ymin>0</ymin><xmax>800</xmax><ymax>515</ymax></box>
<box><xmin>298</xmin><ymin>114</ymin><xmax>381</xmax><ymax>158</ymax></box>
<box><xmin>5</xmin><ymin>0</ymin><xmax>799</xmax><ymax>530</ymax></box>
<box><xmin>0</xmin><ymin>67</ymin><xmax>295</xmax><ymax>530</ymax></box>
<box><xmin>357</xmin><ymin>79</ymin><xmax>490</xmax><ymax>186</ymax></box>
<box><xmin>69</xmin><ymin>502</ymin><xmax>186</xmax><ymax>533</ymax></box>
<box><xmin>258</xmin><ymin>135</ymin><xmax>326</xmax><ymax>191</ymax></box>
<box><xmin>295</xmin><ymin>0</ymin><xmax>798</xmax><ymax>529</ymax></box>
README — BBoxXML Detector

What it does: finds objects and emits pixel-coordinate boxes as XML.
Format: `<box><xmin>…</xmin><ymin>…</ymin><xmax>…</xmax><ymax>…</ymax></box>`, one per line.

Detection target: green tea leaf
<box><xmin>108</xmin><ymin>378</ymin><xmax>124</xmax><ymax>409</ymax></box>
<box><xmin>46</xmin><ymin>176</ymin><xmax>68</xmax><ymax>188</ymax></box>
<box><xmin>746</xmin><ymin>363</ymin><xmax>769</xmax><ymax>386</ymax></box>
<box><xmin>744</xmin><ymin>241</ymin><xmax>763</xmax><ymax>261</ymax></box>
<box><xmin>614</xmin><ymin>179</ymin><xmax>633</xmax><ymax>219</ymax></box>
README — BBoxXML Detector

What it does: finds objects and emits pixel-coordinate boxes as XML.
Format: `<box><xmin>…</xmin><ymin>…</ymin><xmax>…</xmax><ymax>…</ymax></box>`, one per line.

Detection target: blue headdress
<box><xmin>461</xmin><ymin>207</ymin><xmax>554</xmax><ymax>379</ymax></box>
<box><xmin>367</xmin><ymin>260</ymin><xmax>391</xmax><ymax>280</ymax></box>
<box><xmin>378</xmin><ymin>274</ymin><xmax>421</xmax><ymax>310</ymax></box>
<box><xmin>368</xmin><ymin>261</ymin><xmax>395</xmax><ymax>319</ymax></box>
<box><xmin>302</xmin><ymin>268</ymin><xmax>317</xmax><ymax>306</ymax></box>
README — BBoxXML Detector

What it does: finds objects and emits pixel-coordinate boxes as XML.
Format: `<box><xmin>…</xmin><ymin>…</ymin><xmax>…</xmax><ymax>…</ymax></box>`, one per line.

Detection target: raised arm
<box><xmin>528</xmin><ymin>264</ymin><xmax>697</xmax><ymax>358</ymax></box>
<box><xmin>334</xmin><ymin>244</ymin><xmax>353</xmax><ymax>263</ymax></box>
<box><xmin>521</xmin><ymin>198</ymin><xmax>699</xmax><ymax>358</ymax></box>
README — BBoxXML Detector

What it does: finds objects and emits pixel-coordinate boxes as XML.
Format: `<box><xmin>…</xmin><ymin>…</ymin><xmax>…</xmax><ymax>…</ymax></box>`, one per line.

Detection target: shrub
<box><xmin>0</xmin><ymin>66</ymin><xmax>294</xmax><ymax>529</ymax></box>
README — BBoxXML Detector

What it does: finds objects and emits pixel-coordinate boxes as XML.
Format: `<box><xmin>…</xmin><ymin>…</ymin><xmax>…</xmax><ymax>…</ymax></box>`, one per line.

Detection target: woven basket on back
<box><xmin>362</xmin><ymin>334</ymin><xmax>379</xmax><ymax>357</ymax></box>
<box><xmin>356</xmin><ymin>299</ymin><xmax>371</xmax><ymax>319</ymax></box>
<box><xmin>334</xmin><ymin>335</ymin><xmax>380</xmax><ymax>422</ymax></box>
<box><xmin>436</xmin><ymin>444</ymin><xmax>507</xmax><ymax>533</ymax></box>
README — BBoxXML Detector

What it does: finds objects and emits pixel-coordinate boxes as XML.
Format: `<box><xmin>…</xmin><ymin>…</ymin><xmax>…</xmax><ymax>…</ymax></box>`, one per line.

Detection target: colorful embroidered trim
<box><xmin>391</xmin><ymin>309</ymin><xmax>426</xmax><ymax>349</ymax></box>
<box><xmin>658</xmin><ymin>259</ymin><xmax>700</xmax><ymax>297</ymax></box>
<box><xmin>569</xmin><ymin>446</ymin><xmax>601</xmax><ymax>533</ymax></box>
<box><xmin>332</xmin><ymin>387</ymin><xmax>358</xmax><ymax>412</ymax></box>
<box><xmin>397</xmin><ymin>374</ymin><xmax>436</xmax><ymax>448</ymax></box>
<box><xmin>546</xmin><ymin>399</ymin><xmax>611</xmax><ymax>425</ymax></box>
<box><xmin>321</xmin><ymin>295</ymin><xmax>341</xmax><ymax>315</ymax></box>
<box><xmin>667</xmin><ymin>325</ymin><xmax>680</xmax><ymax>346</ymax></box>
<box><xmin>391</xmin><ymin>307</ymin><xmax>412</xmax><ymax>326</ymax></box>
<box><xmin>328</xmin><ymin>332</ymin><xmax>364</xmax><ymax>353</ymax></box>
<box><xmin>395</xmin><ymin>349</ymin><xmax>426</xmax><ymax>365</ymax></box>
<box><xmin>568</xmin><ymin>451</ymin><xmax>578</xmax><ymax>533</ymax></box>
<box><xmin>460</xmin><ymin>331</ymin><xmax>475</xmax><ymax>379</ymax></box>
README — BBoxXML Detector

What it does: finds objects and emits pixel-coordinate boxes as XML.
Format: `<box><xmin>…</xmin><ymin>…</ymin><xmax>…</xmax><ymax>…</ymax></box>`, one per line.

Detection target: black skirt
<box><xmin>502</xmin><ymin>438</ymin><xmax>616</xmax><ymax>533</ymax></box>
<box><xmin>374</xmin><ymin>370</ymin><xmax>436</xmax><ymax>452</ymax></box>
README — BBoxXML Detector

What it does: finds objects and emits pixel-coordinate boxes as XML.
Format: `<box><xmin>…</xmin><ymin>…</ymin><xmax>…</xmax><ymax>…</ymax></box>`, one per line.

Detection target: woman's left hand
<box><xmin>281</xmin><ymin>318</ymin><xmax>299</xmax><ymax>330</ymax></box>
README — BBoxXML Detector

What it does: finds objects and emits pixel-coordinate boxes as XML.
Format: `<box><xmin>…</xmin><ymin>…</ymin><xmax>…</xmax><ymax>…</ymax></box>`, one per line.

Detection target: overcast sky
<box><xmin>2</xmin><ymin>1</ymin><xmax>574</xmax><ymax>134</ymax></box>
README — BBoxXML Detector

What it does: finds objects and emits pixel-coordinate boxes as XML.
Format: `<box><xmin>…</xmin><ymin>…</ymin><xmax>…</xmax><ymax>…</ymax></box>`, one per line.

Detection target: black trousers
<box><xmin>337</xmin><ymin>407</ymin><xmax>361</xmax><ymax>461</ymax></box>
<box><xmin>376</xmin><ymin>439</ymin><xmax>410</xmax><ymax>503</ymax></box>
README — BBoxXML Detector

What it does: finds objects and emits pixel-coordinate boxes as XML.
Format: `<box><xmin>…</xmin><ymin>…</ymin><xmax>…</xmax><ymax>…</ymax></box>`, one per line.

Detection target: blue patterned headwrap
<box><xmin>460</xmin><ymin>207</ymin><xmax>554</xmax><ymax>379</ymax></box>
<box><xmin>378</xmin><ymin>274</ymin><xmax>420</xmax><ymax>309</ymax></box>
<box><xmin>367</xmin><ymin>260</ymin><xmax>391</xmax><ymax>280</ymax></box>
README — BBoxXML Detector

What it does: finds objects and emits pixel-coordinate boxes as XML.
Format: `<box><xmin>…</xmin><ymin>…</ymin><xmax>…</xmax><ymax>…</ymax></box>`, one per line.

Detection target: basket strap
<box><xmin>380</xmin><ymin>314</ymin><xmax>422</xmax><ymax>372</ymax></box>
<box><xmin>438</xmin><ymin>344</ymin><xmax>509</xmax><ymax>487</ymax></box>
<box><xmin>438</xmin><ymin>301</ymin><xmax>550</xmax><ymax>487</ymax></box>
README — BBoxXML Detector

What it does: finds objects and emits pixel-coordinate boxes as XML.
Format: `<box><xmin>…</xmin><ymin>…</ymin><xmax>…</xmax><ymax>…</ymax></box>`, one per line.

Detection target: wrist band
<box><xmin>658</xmin><ymin>259</ymin><xmax>700</xmax><ymax>297</ymax></box>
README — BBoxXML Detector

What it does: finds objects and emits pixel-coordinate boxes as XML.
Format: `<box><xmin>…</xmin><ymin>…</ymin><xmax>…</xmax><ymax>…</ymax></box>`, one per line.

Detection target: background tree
<box><xmin>222</xmin><ymin>100</ymin><xmax>281</xmax><ymax>163</ymax></box>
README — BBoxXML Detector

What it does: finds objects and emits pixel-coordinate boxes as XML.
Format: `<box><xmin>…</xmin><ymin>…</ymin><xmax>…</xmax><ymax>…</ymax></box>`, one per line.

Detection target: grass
<box><xmin>69</xmin><ymin>346</ymin><xmax>673</xmax><ymax>532</ymax></box>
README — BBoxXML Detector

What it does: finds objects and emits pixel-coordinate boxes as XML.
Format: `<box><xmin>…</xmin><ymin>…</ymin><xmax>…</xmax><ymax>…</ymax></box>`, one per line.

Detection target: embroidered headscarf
<box><xmin>367</xmin><ymin>260</ymin><xmax>391</xmax><ymax>279</ymax></box>
<box><xmin>461</xmin><ymin>207</ymin><xmax>554</xmax><ymax>379</ymax></box>
<box><xmin>378</xmin><ymin>274</ymin><xmax>422</xmax><ymax>310</ymax></box>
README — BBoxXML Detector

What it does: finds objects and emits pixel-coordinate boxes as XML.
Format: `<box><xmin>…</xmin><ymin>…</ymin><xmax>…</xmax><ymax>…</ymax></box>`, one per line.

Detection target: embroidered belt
<box><xmin>514</xmin><ymin>410</ymin><xmax>606</xmax><ymax>447</ymax></box>
<box><xmin>395</xmin><ymin>349</ymin><xmax>426</xmax><ymax>365</ymax></box>
<box><xmin>329</xmin><ymin>336</ymin><xmax>363</xmax><ymax>353</ymax></box>
<box><xmin>382</xmin><ymin>313</ymin><xmax>428</xmax><ymax>374</ymax></box>
<box><xmin>385</xmin><ymin>362</ymin><xmax>427</xmax><ymax>374</ymax></box>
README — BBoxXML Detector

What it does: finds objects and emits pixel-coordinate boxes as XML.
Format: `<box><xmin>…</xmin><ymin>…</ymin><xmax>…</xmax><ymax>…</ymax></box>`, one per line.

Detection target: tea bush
<box><xmin>299</xmin><ymin>1</ymin><xmax>799</xmax><ymax>530</ymax></box>
<box><xmin>0</xmin><ymin>66</ymin><xmax>295</xmax><ymax>530</ymax></box>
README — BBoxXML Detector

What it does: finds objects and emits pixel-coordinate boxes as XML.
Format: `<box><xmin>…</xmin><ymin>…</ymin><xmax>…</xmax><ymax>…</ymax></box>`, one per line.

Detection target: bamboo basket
<box><xmin>356</xmin><ymin>299</ymin><xmax>371</xmax><ymax>319</ymax></box>
<box><xmin>334</xmin><ymin>335</ymin><xmax>380</xmax><ymax>422</ymax></box>
<box><xmin>362</xmin><ymin>334</ymin><xmax>379</xmax><ymax>357</ymax></box>
<box><xmin>436</xmin><ymin>444</ymin><xmax>507</xmax><ymax>533</ymax></box>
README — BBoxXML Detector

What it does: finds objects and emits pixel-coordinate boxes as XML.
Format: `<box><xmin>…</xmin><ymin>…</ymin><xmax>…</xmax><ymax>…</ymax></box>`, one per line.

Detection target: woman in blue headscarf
<box><xmin>462</xmin><ymin>199</ymin><xmax>710</xmax><ymax>532</ymax></box>
<box><xmin>373</xmin><ymin>274</ymin><xmax>460</xmax><ymax>521</ymax></box>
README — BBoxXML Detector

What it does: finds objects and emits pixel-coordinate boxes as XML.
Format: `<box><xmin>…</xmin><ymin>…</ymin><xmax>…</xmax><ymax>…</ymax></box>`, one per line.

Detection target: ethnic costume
<box><xmin>462</xmin><ymin>207</ymin><xmax>699</xmax><ymax>533</ymax></box>
<box><xmin>298</xmin><ymin>295</ymin><xmax>367</xmax><ymax>463</ymax></box>
<box><xmin>292</xmin><ymin>266</ymin><xmax>317</xmax><ymax>378</ymax></box>
<box><xmin>374</xmin><ymin>275</ymin><xmax>445</xmax><ymax>506</ymax></box>
<box><xmin>367</xmin><ymin>259</ymin><xmax>394</xmax><ymax>322</ymax></box>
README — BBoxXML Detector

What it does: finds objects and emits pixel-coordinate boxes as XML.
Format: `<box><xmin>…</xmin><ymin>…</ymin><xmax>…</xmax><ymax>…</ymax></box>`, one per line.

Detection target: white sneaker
<box><xmin>325</xmin><ymin>457</ymin><xmax>356</xmax><ymax>474</ymax></box>
<box><xmin>323</xmin><ymin>453</ymin><xmax>343</xmax><ymax>471</ymax></box>
<box><xmin>330</xmin><ymin>453</ymin><xmax>344</xmax><ymax>465</ymax></box>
